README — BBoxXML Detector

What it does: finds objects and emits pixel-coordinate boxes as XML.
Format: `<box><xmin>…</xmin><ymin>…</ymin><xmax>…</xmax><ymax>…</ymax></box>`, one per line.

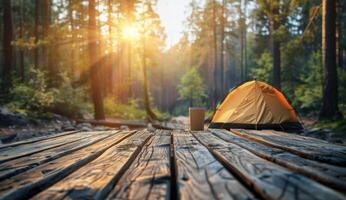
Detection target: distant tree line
<box><xmin>172</xmin><ymin>0</ymin><xmax>346</xmax><ymax>119</ymax></box>
<box><xmin>0</xmin><ymin>0</ymin><xmax>345</xmax><ymax>120</ymax></box>
<box><xmin>0</xmin><ymin>0</ymin><xmax>165</xmax><ymax>121</ymax></box>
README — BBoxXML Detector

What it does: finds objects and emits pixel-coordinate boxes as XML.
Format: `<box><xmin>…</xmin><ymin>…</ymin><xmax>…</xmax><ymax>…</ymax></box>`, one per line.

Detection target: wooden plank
<box><xmin>0</xmin><ymin>131</ymin><xmax>118</xmax><ymax>181</ymax></box>
<box><xmin>106</xmin><ymin>130</ymin><xmax>171</xmax><ymax>200</ymax></box>
<box><xmin>194</xmin><ymin>131</ymin><xmax>345</xmax><ymax>200</ymax></box>
<box><xmin>0</xmin><ymin>130</ymin><xmax>134</xmax><ymax>200</ymax></box>
<box><xmin>31</xmin><ymin>130</ymin><xmax>152</xmax><ymax>200</ymax></box>
<box><xmin>0</xmin><ymin>131</ymin><xmax>106</xmax><ymax>164</ymax></box>
<box><xmin>231</xmin><ymin>129</ymin><xmax>346</xmax><ymax>166</ymax></box>
<box><xmin>173</xmin><ymin>131</ymin><xmax>255</xmax><ymax>200</ymax></box>
<box><xmin>210</xmin><ymin>129</ymin><xmax>346</xmax><ymax>192</ymax></box>
<box><xmin>0</xmin><ymin>131</ymin><xmax>79</xmax><ymax>150</ymax></box>
<box><xmin>262</xmin><ymin>129</ymin><xmax>346</xmax><ymax>145</ymax></box>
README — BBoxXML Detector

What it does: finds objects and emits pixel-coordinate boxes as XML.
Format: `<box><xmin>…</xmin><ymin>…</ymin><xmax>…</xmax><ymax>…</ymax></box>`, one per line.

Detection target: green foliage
<box><xmin>5</xmin><ymin>69</ymin><xmax>92</xmax><ymax>119</ymax></box>
<box><xmin>177</xmin><ymin>67</ymin><xmax>207</xmax><ymax>107</ymax></box>
<box><xmin>338</xmin><ymin>69</ymin><xmax>346</xmax><ymax>114</ymax></box>
<box><xmin>103</xmin><ymin>97</ymin><xmax>170</xmax><ymax>121</ymax></box>
<box><xmin>172</xmin><ymin>104</ymin><xmax>189</xmax><ymax>116</ymax></box>
<box><xmin>281</xmin><ymin>38</ymin><xmax>304</xmax><ymax>100</ymax></box>
<box><xmin>6</xmin><ymin>69</ymin><xmax>57</xmax><ymax>117</ymax></box>
<box><xmin>153</xmin><ymin>108</ymin><xmax>171</xmax><ymax>121</ymax></box>
<box><xmin>314</xmin><ymin>119</ymin><xmax>346</xmax><ymax>136</ymax></box>
<box><xmin>51</xmin><ymin>72</ymin><xmax>92</xmax><ymax>118</ymax></box>
<box><xmin>250</xmin><ymin>51</ymin><xmax>272</xmax><ymax>82</ymax></box>
<box><xmin>294</xmin><ymin>51</ymin><xmax>323</xmax><ymax>111</ymax></box>
<box><xmin>205</xmin><ymin>109</ymin><xmax>215</xmax><ymax>120</ymax></box>
<box><xmin>103</xmin><ymin>97</ymin><xmax>146</xmax><ymax>120</ymax></box>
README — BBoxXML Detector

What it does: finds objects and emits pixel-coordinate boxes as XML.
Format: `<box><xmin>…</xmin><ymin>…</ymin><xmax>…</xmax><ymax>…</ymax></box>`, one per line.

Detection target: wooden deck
<box><xmin>0</xmin><ymin>129</ymin><xmax>345</xmax><ymax>200</ymax></box>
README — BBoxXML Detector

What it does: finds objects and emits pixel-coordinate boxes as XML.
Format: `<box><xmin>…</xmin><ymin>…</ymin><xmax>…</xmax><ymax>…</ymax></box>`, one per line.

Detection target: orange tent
<box><xmin>209</xmin><ymin>80</ymin><xmax>303</xmax><ymax>130</ymax></box>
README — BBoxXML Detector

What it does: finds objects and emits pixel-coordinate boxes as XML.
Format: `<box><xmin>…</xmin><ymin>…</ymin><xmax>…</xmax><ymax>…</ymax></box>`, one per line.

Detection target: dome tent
<box><xmin>209</xmin><ymin>80</ymin><xmax>303</xmax><ymax>131</ymax></box>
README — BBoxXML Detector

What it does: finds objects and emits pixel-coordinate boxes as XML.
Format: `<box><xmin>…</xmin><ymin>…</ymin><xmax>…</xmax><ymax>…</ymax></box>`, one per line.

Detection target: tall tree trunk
<box><xmin>127</xmin><ymin>2</ymin><xmax>134</xmax><ymax>99</ymax></box>
<box><xmin>43</xmin><ymin>0</ymin><xmax>52</xmax><ymax>82</ymax></box>
<box><xmin>68</xmin><ymin>0</ymin><xmax>76</xmax><ymax>78</ymax></box>
<box><xmin>239</xmin><ymin>1</ymin><xmax>244</xmax><ymax>82</ymax></box>
<box><xmin>88</xmin><ymin>0</ymin><xmax>105</xmax><ymax>120</ymax></box>
<box><xmin>244</xmin><ymin>0</ymin><xmax>248</xmax><ymax>80</ymax></box>
<box><xmin>128</xmin><ymin>42</ymin><xmax>132</xmax><ymax>99</ymax></box>
<box><xmin>19</xmin><ymin>0</ymin><xmax>25</xmax><ymax>81</ymax></box>
<box><xmin>34</xmin><ymin>0</ymin><xmax>39</xmax><ymax>68</ymax></box>
<box><xmin>320</xmin><ymin>0</ymin><xmax>340</xmax><ymax>119</ymax></box>
<box><xmin>272</xmin><ymin>39</ymin><xmax>281</xmax><ymax>89</ymax></box>
<box><xmin>107</xmin><ymin>0</ymin><xmax>114</xmax><ymax>95</ymax></box>
<box><xmin>142</xmin><ymin>35</ymin><xmax>157</xmax><ymax>122</ymax></box>
<box><xmin>336</xmin><ymin>0</ymin><xmax>344</xmax><ymax>69</ymax></box>
<box><xmin>160</xmin><ymin>64</ymin><xmax>164</xmax><ymax>110</ymax></box>
<box><xmin>220</xmin><ymin>0</ymin><xmax>225</xmax><ymax>95</ymax></box>
<box><xmin>212</xmin><ymin>0</ymin><xmax>218</xmax><ymax>104</ymax></box>
<box><xmin>2</xmin><ymin>0</ymin><xmax>13</xmax><ymax>91</ymax></box>
<box><xmin>116</xmin><ymin>11</ymin><xmax>122</xmax><ymax>99</ymax></box>
<box><xmin>271</xmin><ymin>6</ymin><xmax>281</xmax><ymax>89</ymax></box>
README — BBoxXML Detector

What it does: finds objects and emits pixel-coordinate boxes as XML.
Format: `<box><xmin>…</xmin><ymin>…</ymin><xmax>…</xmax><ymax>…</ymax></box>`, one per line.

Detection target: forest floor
<box><xmin>1</xmin><ymin>108</ymin><xmax>345</xmax><ymax>145</ymax></box>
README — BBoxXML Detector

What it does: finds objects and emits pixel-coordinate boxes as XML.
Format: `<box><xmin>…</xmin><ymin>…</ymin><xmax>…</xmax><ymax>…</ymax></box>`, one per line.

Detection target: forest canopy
<box><xmin>0</xmin><ymin>0</ymin><xmax>345</xmax><ymax>128</ymax></box>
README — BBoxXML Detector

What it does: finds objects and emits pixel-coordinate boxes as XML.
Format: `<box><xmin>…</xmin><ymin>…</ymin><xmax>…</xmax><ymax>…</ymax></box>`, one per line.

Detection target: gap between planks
<box><xmin>172</xmin><ymin>130</ymin><xmax>256</xmax><ymax>200</ymax></box>
<box><xmin>0</xmin><ymin>130</ymin><xmax>137</xmax><ymax>200</ymax></box>
<box><xmin>0</xmin><ymin>131</ymin><xmax>80</xmax><ymax>150</ymax></box>
<box><xmin>231</xmin><ymin>129</ymin><xmax>346</xmax><ymax>166</ymax></box>
<box><xmin>0</xmin><ymin>131</ymin><xmax>120</xmax><ymax>181</ymax></box>
<box><xmin>31</xmin><ymin>130</ymin><xmax>153</xmax><ymax>200</ymax></box>
<box><xmin>106</xmin><ymin>130</ymin><xmax>171</xmax><ymax>200</ymax></box>
<box><xmin>192</xmin><ymin>131</ymin><xmax>345</xmax><ymax>200</ymax></box>
<box><xmin>210</xmin><ymin>129</ymin><xmax>346</xmax><ymax>192</ymax></box>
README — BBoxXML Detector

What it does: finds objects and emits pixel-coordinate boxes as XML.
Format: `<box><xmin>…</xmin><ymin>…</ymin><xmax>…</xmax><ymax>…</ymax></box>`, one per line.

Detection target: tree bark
<box><xmin>68</xmin><ymin>0</ymin><xmax>76</xmax><ymax>78</ymax></box>
<box><xmin>212</xmin><ymin>0</ymin><xmax>218</xmax><ymax>104</ymax></box>
<box><xmin>2</xmin><ymin>0</ymin><xmax>13</xmax><ymax>91</ymax></box>
<box><xmin>320</xmin><ymin>0</ymin><xmax>341</xmax><ymax>119</ymax></box>
<box><xmin>127</xmin><ymin>1</ymin><xmax>134</xmax><ymax>99</ymax></box>
<box><xmin>43</xmin><ymin>0</ymin><xmax>53</xmax><ymax>84</ymax></box>
<box><xmin>19</xmin><ymin>0</ymin><xmax>25</xmax><ymax>81</ymax></box>
<box><xmin>142</xmin><ymin>35</ymin><xmax>157</xmax><ymax>122</ymax></box>
<box><xmin>88</xmin><ymin>0</ymin><xmax>105</xmax><ymax>120</ymax></box>
<box><xmin>244</xmin><ymin>0</ymin><xmax>248</xmax><ymax>80</ymax></box>
<box><xmin>239</xmin><ymin>2</ymin><xmax>244</xmax><ymax>82</ymax></box>
<box><xmin>34</xmin><ymin>0</ymin><xmax>39</xmax><ymax>68</ymax></box>
<box><xmin>271</xmin><ymin>6</ymin><xmax>281</xmax><ymax>89</ymax></box>
<box><xmin>220</xmin><ymin>0</ymin><xmax>225</xmax><ymax>95</ymax></box>
<box><xmin>107</xmin><ymin>0</ymin><xmax>114</xmax><ymax>95</ymax></box>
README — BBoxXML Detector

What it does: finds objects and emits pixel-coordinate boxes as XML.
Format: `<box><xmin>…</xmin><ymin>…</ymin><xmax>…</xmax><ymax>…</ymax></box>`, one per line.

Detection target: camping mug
<box><xmin>189</xmin><ymin>107</ymin><xmax>205</xmax><ymax>131</ymax></box>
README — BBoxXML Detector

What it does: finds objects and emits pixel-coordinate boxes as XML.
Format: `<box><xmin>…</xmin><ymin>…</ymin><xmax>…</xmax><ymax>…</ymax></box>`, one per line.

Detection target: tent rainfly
<box><xmin>209</xmin><ymin>80</ymin><xmax>303</xmax><ymax>131</ymax></box>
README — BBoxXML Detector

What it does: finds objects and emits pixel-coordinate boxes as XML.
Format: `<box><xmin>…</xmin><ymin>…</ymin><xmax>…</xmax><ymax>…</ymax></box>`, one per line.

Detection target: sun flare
<box><xmin>122</xmin><ymin>24</ymin><xmax>139</xmax><ymax>40</ymax></box>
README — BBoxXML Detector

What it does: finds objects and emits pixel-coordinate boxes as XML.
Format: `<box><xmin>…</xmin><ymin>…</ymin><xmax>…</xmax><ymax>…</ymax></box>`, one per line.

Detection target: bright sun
<box><xmin>122</xmin><ymin>24</ymin><xmax>139</xmax><ymax>40</ymax></box>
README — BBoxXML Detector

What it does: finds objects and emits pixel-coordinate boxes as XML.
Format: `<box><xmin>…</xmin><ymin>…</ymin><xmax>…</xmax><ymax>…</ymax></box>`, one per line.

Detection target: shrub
<box><xmin>6</xmin><ymin>69</ymin><xmax>56</xmax><ymax>118</ymax></box>
<box><xmin>5</xmin><ymin>69</ymin><xmax>92</xmax><ymax>119</ymax></box>
<box><xmin>104</xmin><ymin>97</ymin><xmax>146</xmax><ymax>120</ymax></box>
<box><xmin>51</xmin><ymin>72</ymin><xmax>92</xmax><ymax>118</ymax></box>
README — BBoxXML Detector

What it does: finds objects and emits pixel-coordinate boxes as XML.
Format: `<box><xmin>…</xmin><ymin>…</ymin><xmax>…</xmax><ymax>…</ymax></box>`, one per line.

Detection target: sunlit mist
<box><xmin>122</xmin><ymin>24</ymin><xmax>140</xmax><ymax>41</ymax></box>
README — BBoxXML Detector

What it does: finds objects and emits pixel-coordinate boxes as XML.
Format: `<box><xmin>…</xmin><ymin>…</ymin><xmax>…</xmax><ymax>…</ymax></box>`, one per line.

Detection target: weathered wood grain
<box><xmin>174</xmin><ymin>131</ymin><xmax>255</xmax><ymax>200</ymax></box>
<box><xmin>0</xmin><ymin>131</ymin><xmax>79</xmax><ymax>150</ymax></box>
<box><xmin>0</xmin><ymin>131</ymin><xmax>133</xmax><ymax>200</ymax></box>
<box><xmin>31</xmin><ymin>130</ymin><xmax>152</xmax><ymax>200</ymax></box>
<box><xmin>263</xmin><ymin>129</ymin><xmax>346</xmax><ymax>145</ymax></box>
<box><xmin>210</xmin><ymin>129</ymin><xmax>346</xmax><ymax>192</ymax></box>
<box><xmin>0</xmin><ymin>131</ymin><xmax>117</xmax><ymax>181</ymax></box>
<box><xmin>194</xmin><ymin>131</ymin><xmax>345</xmax><ymax>200</ymax></box>
<box><xmin>106</xmin><ymin>130</ymin><xmax>171</xmax><ymax>200</ymax></box>
<box><xmin>231</xmin><ymin>129</ymin><xmax>346</xmax><ymax>166</ymax></box>
<box><xmin>0</xmin><ymin>131</ymin><xmax>107</xmax><ymax>164</ymax></box>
